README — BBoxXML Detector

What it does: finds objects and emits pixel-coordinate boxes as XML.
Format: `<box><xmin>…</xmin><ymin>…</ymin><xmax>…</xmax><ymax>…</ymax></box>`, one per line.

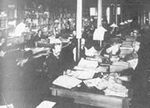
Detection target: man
<box><xmin>132</xmin><ymin>24</ymin><xmax>150</xmax><ymax>105</ymax></box>
<box><xmin>73</xmin><ymin>38</ymin><xmax>86</xmax><ymax>62</ymax></box>
<box><xmin>46</xmin><ymin>39</ymin><xmax>63</xmax><ymax>81</ymax></box>
<box><xmin>14</xmin><ymin>19</ymin><xmax>29</xmax><ymax>37</ymax></box>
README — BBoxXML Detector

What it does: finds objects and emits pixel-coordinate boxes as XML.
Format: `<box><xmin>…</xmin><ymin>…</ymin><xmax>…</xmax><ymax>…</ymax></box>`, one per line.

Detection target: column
<box><xmin>76</xmin><ymin>0</ymin><xmax>82</xmax><ymax>62</ymax></box>
<box><xmin>97</xmin><ymin>0</ymin><xmax>102</xmax><ymax>47</ymax></box>
<box><xmin>97</xmin><ymin>0</ymin><xmax>102</xmax><ymax>27</ymax></box>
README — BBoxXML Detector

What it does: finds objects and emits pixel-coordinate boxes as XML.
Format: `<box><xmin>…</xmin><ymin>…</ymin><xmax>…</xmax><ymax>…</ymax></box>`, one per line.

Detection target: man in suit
<box><xmin>46</xmin><ymin>39</ymin><xmax>63</xmax><ymax>81</ymax></box>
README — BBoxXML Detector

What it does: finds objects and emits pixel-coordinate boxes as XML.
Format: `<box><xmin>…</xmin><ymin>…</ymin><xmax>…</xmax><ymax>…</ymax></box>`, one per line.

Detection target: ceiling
<box><xmin>0</xmin><ymin>0</ymin><xmax>150</xmax><ymax>10</ymax></box>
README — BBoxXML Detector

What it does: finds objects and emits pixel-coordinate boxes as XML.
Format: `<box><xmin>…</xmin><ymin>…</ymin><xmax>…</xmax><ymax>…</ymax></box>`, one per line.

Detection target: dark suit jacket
<box><xmin>46</xmin><ymin>53</ymin><xmax>62</xmax><ymax>79</ymax></box>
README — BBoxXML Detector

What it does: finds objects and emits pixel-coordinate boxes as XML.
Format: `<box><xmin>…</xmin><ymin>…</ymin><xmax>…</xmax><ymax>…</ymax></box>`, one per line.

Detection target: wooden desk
<box><xmin>50</xmin><ymin>86</ymin><xmax>130</xmax><ymax>108</ymax></box>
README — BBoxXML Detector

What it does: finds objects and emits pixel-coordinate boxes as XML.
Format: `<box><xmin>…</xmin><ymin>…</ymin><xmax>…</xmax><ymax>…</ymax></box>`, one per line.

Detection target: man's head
<box><xmin>51</xmin><ymin>39</ymin><xmax>62</xmax><ymax>57</ymax></box>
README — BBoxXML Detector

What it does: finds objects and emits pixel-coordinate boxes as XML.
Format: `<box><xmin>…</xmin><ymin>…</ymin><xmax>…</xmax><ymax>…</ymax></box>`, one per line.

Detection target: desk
<box><xmin>50</xmin><ymin>86</ymin><xmax>130</xmax><ymax>108</ymax></box>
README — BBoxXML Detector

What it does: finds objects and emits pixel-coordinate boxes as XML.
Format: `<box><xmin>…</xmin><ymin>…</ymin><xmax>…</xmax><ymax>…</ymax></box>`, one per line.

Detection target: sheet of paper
<box><xmin>52</xmin><ymin>75</ymin><xmax>82</xmax><ymax>89</ymax></box>
<box><xmin>36</xmin><ymin>101</ymin><xmax>56</xmax><ymax>108</ymax></box>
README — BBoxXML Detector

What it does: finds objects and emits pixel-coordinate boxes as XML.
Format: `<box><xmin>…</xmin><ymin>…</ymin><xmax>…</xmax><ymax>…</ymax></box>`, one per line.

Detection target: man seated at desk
<box><xmin>46</xmin><ymin>39</ymin><xmax>63</xmax><ymax>81</ymax></box>
<box><xmin>14</xmin><ymin>19</ymin><xmax>29</xmax><ymax>37</ymax></box>
<box><xmin>73</xmin><ymin>38</ymin><xmax>86</xmax><ymax>62</ymax></box>
<box><xmin>29</xmin><ymin>30</ymin><xmax>47</xmax><ymax>47</ymax></box>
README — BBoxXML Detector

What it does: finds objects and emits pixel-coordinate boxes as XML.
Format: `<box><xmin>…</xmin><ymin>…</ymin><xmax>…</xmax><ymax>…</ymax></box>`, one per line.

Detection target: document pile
<box><xmin>105</xmin><ymin>74</ymin><xmax>128</xmax><ymax>97</ymax></box>
<box><xmin>68</xmin><ymin>58</ymin><xmax>98</xmax><ymax>79</ymax></box>
<box><xmin>84</xmin><ymin>77</ymin><xmax>108</xmax><ymax>90</ymax></box>
<box><xmin>83</xmin><ymin>78</ymin><xmax>101</xmax><ymax>88</ymax></box>
<box><xmin>83</xmin><ymin>73</ymin><xmax>129</xmax><ymax>97</ymax></box>
<box><xmin>52</xmin><ymin>75</ymin><xmax>82</xmax><ymax>89</ymax></box>
<box><xmin>104</xmin><ymin>82</ymin><xmax>128</xmax><ymax>97</ymax></box>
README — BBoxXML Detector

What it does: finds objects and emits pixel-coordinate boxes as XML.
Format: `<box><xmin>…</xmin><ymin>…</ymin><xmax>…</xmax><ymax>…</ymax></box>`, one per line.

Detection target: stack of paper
<box><xmin>104</xmin><ymin>83</ymin><xmax>128</xmax><ymax>97</ymax></box>
<box><xmin>52</xmin><ymin>75</ymin><xmax>82</xmax><ymax>89</ymax></box>
<box><xmin>83</xmin><ymin>78</ymin><xmax>101</xmax><ymax>88</ymax></box>
<box><xmin>67</xmin><ymin>58</ymin><xmax>98</xmax><ymax>79</ymax></box>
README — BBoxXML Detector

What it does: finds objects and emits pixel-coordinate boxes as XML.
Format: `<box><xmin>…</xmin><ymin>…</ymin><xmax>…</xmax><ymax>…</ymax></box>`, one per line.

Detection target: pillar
<box><xmin>97</xmin><ymin>0</ymin><xmax>102</xmax><ymax>47</ymax></box>
<box><xmin>76</xmin><ymin>0</ymin><xmax>82</xmax><ymax>62</ymax></box>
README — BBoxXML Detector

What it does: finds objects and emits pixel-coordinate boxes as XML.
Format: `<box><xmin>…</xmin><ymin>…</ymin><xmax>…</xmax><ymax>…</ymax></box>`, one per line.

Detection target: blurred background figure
<box><xmin>14</xmin><ymin>19</ymin><xmax>29</xmax><ymax>37</ymax></box>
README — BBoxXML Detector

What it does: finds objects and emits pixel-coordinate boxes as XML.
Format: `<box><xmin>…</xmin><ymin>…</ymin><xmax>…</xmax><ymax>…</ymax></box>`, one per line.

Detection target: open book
<box><xmin>52</xmin><ymin>75</ymin><xmax>82</xmax><ymax>89</ymax></box>
<box><xmin>77</xmin><ymin>58</ymin><xmax>98</xmax><ymax>69</ymax></box>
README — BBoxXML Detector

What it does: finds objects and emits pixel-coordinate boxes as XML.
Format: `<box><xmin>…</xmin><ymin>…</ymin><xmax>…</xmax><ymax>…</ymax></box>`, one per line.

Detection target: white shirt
<box><xmin>15</xmin><ymin>22</ymin><xmax>26</xmax><ymax>37</ymax></box>
<box><xmin>93</xmin><ymin>26</ymin><xmax>107</xmax><ymax>41</ymax></box>
<box><xmin>85</xmin><ymin>47</ymin><xmax>97</xmax><ymax>57</ymax></box>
